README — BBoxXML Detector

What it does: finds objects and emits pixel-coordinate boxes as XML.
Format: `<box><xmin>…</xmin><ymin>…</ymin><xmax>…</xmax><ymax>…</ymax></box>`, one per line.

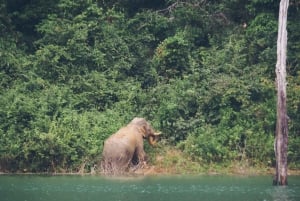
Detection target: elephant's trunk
<box><xmin>148</xmin><ymin>135</ymin><xmax>157</xmax><ymax>146</ymax></box>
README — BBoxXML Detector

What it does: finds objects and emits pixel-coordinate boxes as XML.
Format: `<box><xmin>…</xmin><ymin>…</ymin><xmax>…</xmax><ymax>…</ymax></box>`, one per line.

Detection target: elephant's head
<box><xmin>130</xmin><ymin>117</ymin><xmax>161</xmax><ymax>146</ymax></box>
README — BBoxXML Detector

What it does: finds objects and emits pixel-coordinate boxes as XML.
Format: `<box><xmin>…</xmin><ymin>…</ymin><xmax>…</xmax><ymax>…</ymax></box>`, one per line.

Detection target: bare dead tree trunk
<box><xmin>273</xmin><ymin>0</ymin><xmax>289</xmax><ymax>186</ymax></box>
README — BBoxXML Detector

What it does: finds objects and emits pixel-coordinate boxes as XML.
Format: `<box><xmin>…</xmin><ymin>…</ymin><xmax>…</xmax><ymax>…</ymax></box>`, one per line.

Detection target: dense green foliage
<box><xmin>0</xmin><ymin>0</ymin><xmax>299</xmax><ymax>172</ymax></box>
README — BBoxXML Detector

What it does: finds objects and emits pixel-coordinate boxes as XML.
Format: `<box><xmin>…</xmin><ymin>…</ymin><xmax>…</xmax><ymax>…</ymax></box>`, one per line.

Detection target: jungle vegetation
<box><xmin>0</xmin><ymin>0</ymin><xmax>299</xmax><ymax>173</ymax></box>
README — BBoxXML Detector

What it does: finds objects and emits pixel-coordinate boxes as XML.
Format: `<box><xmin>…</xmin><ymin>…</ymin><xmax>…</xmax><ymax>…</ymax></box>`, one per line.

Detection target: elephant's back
<box><xmin>103</xmin><ymin>127</ymin><xmax>136</xmax><ymax>154</ymax></box>
<box><xmin>109</xmin><ymin>126</ymin><xmax>138</xmax><ymax>140</ymax></box>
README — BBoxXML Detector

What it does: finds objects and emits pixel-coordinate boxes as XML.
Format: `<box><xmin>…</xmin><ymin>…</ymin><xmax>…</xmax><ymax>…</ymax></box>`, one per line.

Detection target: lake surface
<box><xmin>0</xmin><ymin>175</ymin><xmax>299</xmax><ymax>201</ymax></box>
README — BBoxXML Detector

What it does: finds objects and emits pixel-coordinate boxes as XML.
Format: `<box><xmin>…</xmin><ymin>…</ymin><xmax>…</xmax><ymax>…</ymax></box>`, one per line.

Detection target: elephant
<box><xmin>100</xmin><ymin>117</ymin><xmax>161</xmax><ymax>175</ymax></box>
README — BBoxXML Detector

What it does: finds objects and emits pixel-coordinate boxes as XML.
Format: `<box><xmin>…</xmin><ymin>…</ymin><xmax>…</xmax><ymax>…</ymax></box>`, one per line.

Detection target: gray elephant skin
<box><xmin>100</xmin><ymin>117</ymin><xmax>160</xmax><ymax>175</ymax></box>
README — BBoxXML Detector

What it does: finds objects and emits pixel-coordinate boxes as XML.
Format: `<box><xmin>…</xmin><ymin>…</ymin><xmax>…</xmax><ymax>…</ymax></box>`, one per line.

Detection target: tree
<box><xmin>273</xmin><ymin>0</ymin><xmax>289</xmax><ymax>186</ymax></box>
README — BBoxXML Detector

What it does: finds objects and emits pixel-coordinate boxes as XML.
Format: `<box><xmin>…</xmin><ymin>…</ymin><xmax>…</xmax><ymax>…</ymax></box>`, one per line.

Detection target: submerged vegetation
<box><xmin>0</xmin><ymin>0</ymin><xmax>299</xmax><ymax>173</ymax></box>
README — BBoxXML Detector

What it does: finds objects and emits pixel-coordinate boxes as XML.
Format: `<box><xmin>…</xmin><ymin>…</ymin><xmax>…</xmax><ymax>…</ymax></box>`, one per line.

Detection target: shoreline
<box><xmin>1</xmin><ymin>167</ymin><xmax>299</xmax><ymax>176</ymax></box>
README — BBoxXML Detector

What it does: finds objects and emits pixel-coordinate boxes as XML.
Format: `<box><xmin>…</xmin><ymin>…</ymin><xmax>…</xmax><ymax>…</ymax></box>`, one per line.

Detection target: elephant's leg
<box><xmin>106</xmin><ymin>149</ymin><xmax>133</xmax><ymax>174</ymax></box>
<box><xmin>102</xmin><ymin>140</ymin><xmax>134</xmax><ymax>174</ymax></box>
<box><xmin>101</xmin><ymin>158</ymin><xmax>113</xmax><ymax>174</ymax></box>
<box><xmin>131</xmin><ymin>148</ymin><xmax>147</xmax><ymax>171</ymax></box>
<box><xmin>101</xmin><ymin>156</ymin><xmax>125</xmax><ymax>174</ymax></box>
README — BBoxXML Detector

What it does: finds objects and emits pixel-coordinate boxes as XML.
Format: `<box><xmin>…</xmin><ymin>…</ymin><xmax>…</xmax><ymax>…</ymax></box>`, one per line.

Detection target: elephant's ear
<box><xmin>139</xmin><ymin>126</ymin><xmax>147</xmax><ymax>138</ymax></box>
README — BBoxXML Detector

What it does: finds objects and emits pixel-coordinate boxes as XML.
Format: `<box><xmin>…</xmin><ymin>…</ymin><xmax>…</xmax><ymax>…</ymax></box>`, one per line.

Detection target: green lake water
<box><xmin>0</xmin><ymin>175</ymin><xmax>299</xmax><ymax>201</ymax></box>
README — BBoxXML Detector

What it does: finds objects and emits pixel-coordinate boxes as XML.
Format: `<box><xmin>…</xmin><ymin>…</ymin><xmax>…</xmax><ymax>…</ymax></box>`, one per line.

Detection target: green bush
<box><xmin>1</xmin><ymin>0</ymin><xmax>299</xmax><ymax>172</ymax></box>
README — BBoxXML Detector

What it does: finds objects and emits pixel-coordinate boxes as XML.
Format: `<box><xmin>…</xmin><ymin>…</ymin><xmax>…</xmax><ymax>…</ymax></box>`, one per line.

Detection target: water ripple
<box><xmin>1</xmin><ymin>175</ymin><xmax>299</xmax><ymax>201</ymax></box>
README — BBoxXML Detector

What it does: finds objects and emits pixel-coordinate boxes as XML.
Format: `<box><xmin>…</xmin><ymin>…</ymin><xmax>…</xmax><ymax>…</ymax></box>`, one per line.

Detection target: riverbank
<box><xmin>1</xmin><ymin>149</ymin><xmax>299</xmax><ymax>176</ymax></box>
<box><xmin>1</xmin><ymin>167</ymin><xmax>299</xmax><ymax>176</ymax></box>
<box><xmin>139</xmin><ymin>164</ymin><xmax>300</xmax><ymax>176</ymax></box>
<box><xmin>142</xmin><ymin>150</ymin><xmax>300</xmax><ymax>176</ymax></box>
